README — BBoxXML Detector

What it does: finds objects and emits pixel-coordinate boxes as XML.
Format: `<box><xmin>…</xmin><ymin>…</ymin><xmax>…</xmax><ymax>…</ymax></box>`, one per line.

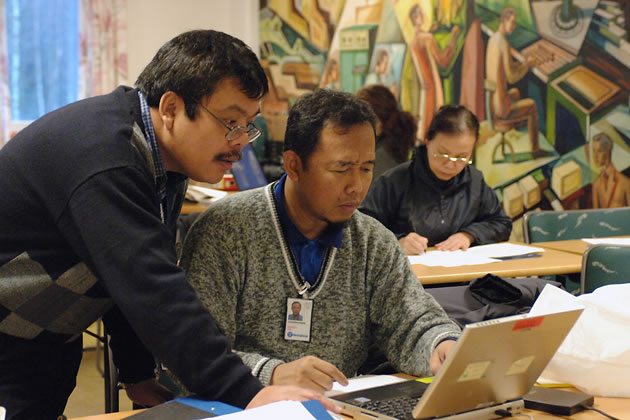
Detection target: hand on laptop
<box><xmin>247</xmin><ymin>384</ymin><xmax>342</xmax><ymax>413</ymax></box>
<box><xmin>271</xmin><ymin>355</ymin><xmax>349</xmax><ymax>393</ymax></box>
<box><xmin>430</xmin><ymin>339</ymin><xmax>457</xmax><ymax>374</ymax></box>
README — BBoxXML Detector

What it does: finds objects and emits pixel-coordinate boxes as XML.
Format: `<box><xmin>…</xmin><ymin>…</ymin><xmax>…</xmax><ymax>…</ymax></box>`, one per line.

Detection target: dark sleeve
<box><xmin>102</xmin><ymin>305</ymin><xmax>156</xmax><ymax>384</ymax></box>
<box><xmin>360</xmin><ymin>171</ymin><xmax>407</xmax><ymax>237</ymax></box>
<box><xmin>58</xmin><ymin>167</ymin><xmax>263</xmax><ymax>408</ymax></box>
<box><xmin>460</xmin><ymin>177</ymin><xmax>512</xmax><ymax>245</ymax></box>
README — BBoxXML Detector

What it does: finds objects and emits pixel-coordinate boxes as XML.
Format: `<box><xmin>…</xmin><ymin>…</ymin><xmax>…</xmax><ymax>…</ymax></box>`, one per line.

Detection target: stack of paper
<box><xmin>408</xmin><ymin>243</ymin><xmax>545</xmax><ymax>267</ymax></box>
<box><xmin>185</xmin><ymin>185</ymin><xmax>228</xmax><ymax>204</ymax></box>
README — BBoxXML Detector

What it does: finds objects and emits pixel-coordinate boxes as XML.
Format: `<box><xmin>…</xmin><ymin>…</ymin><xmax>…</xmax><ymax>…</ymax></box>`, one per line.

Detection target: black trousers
<box><xmin>0</xmin><ymin>333</ymin><xmax>83</xmax><ymax>420</ymax></box>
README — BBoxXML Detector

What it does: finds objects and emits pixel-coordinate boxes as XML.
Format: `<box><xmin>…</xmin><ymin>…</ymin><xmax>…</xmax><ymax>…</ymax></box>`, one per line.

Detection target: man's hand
<box><xmin>429</xmin><ymin>339</ymin><xmax>457</xmax><ymax>374</ymax></box>
<box><xmin>434</xmin><ymin>232</ymin><xmax>473</xmax><ymax>251</ymax></box>
<box><xmin>399</xmin><ymin>233</ymin><xmax>429</xmax><ymax>255</ymax></box>
<box><xmin>246</xmin><ymin>385</ymin><xmax>342</xmax><ymax>413</ymax></box>
<box><xmin>124</xmin><ymin>378</ymin><xmax>173</xmax><ymax>407</ymax></box>
<box><xmin>271</xmin><ymin>356</ymin><xmax>349</xmax><ymax>393</ymax></box>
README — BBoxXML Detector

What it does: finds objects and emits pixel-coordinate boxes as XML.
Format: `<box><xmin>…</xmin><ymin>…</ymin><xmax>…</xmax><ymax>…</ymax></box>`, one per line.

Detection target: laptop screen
<box><xmin>231</xmin><ymin>143</ymin><xmax>267</xmax><ymax>190</ymax></box>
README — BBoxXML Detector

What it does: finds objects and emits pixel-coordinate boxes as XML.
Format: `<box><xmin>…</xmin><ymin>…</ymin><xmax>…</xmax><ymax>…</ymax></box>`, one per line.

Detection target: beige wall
<box><xmin>126</xmin><ymin>0</ymin><xmax>259</xmax><ymax>83</ymax></box>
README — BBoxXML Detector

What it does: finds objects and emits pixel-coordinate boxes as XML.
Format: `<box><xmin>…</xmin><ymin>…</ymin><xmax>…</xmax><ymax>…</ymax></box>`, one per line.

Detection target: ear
<box><xmin>158</xmin><ymin>91</ymin><xmax>182</xmax><ymax>131</ymax></box>
<box><xmin>283</xmin><ymin>150</ymin><xmax>303</xmax><ymax>181</ymax></box>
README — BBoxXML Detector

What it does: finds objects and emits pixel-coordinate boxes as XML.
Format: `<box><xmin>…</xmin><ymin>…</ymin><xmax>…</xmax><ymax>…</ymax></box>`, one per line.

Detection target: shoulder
<box><xmin>197</xmin><ymin>186</ymin><xmax>269</xmax><ymax>224</ymax></box>
<box><xmin>348</xmin><ymin>211</ymin><xmax>399</xmax><ymax>245</ymax></box>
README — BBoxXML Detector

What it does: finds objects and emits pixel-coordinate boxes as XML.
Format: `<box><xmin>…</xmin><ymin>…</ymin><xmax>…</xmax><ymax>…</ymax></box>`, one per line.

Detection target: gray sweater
<box><xmin>180</xmin><ymin>184</ymin><xmax>460</xmax><ymax>385</ymax></box>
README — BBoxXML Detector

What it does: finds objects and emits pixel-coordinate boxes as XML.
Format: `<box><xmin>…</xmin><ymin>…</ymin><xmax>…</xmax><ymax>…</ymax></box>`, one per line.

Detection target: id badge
<box><xmin>284</xmin><ymin>297</ymin><xmax>312</xmax><ymax>342</ymax></box>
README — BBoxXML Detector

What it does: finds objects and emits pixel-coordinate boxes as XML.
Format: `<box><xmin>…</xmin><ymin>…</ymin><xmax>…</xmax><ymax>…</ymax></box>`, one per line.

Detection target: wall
<box><xmin>126</xmin><ymin>0</ymin><xmax>259</xmax><ymax>83</ymax></box>
<box><xmin>259</xmin><ymin>0</ymin><xmax>630</xmax><ymax>240</ymax></box>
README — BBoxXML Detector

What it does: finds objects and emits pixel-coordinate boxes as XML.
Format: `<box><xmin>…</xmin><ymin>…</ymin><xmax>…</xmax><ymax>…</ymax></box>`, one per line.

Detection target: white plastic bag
<box><xmin>530</xmin><ymin>284</ymin><xmax>630</xmax><ymax>397</ymax></box>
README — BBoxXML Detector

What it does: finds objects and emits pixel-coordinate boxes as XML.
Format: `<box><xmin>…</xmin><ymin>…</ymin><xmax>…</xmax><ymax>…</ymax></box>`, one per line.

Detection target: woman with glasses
<box><xmin>360</xmin><ymin>105</ymin><xmax>512</xmax><ymax>255</ymax></box>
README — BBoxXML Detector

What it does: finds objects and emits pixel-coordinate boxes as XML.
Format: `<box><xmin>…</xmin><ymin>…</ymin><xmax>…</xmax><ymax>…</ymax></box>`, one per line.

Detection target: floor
<box><xmin>64</xmin><ymin>347</ymin><xmax>133</xmax><ymax>418</ymax></box>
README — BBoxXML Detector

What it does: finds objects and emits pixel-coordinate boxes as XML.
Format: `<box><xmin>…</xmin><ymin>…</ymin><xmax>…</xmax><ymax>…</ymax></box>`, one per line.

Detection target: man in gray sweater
<box><xmin>180</xmin><ymin>89</ymin><xmax>461</xmax><ymax>393</ymax></box>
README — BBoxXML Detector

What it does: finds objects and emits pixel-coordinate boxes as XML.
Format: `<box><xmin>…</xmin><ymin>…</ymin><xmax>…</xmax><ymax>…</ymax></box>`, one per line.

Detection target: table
<box><xmin>71</xmin><ymin>393</ymin><xmax>630</xmax><ymax>419</ymax></box>
<box><xmin>412</xmin><ymin>248</ymin><xmax>582</xmax><ymax>285</ymax></box>
<box><xmin>534</xmin><ymin>236</ymin><xmax>630</xmax><ymax>255</ymax></box>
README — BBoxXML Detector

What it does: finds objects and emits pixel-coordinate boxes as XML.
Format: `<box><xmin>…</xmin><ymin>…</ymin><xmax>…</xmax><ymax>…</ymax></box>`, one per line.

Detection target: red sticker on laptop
<box><xmin>513</xmin><ymin>316</ymin><xmax>544</xmax><ymax>331</ymax></box>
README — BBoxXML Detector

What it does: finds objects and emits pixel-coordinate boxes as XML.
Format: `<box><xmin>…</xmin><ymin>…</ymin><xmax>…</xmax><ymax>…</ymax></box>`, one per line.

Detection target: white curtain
<box><xmin>79</xmin><ymin>0</ymin><xmax>128</xmax><ymax>98</ymax></box>
<box><xmin>0</xmin><ymin>0</ymin><xmax>9</xmax><ymax>148</ymax></box>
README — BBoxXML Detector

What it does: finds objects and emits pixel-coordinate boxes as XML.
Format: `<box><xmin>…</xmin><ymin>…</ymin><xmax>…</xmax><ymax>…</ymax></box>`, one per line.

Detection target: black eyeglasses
<box><xmin>199</xmin><ymin>104</ymin><xmax>262</xmax><ymax>143</ymax></box>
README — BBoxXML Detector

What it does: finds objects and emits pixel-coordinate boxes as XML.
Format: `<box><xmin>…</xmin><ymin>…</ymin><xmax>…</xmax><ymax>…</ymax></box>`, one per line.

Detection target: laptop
<box><xmin>333</xmin><ymin>309</ymin><xmax>583</xmax><ymax>420</ymax></box>
<box><xmin>231</xmin><ymin>143</ymin><xmax>267</xmax><ymax>190</ymax></box>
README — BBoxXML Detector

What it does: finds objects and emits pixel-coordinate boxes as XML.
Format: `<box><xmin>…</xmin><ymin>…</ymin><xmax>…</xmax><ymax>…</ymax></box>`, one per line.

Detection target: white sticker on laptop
<box><xmin>506</xmin><ymin>355</ymin><xmax>535</xmax><ymax>376</ymax></box>
<box><xmin>458</xmin><ymin>361</ymin><xmax>492</xmax><ymax>382</ymax></box>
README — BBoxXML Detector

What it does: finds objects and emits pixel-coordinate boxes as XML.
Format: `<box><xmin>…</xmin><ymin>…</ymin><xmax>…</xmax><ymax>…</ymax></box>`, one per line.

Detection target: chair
<box><xmin>484</xmin><ymin>79</ymin><xmax>528</xmax><ymax>164</ymax></box>
<box><xmin>580</xmin><ymin>244</ymin><xmax>630</xmax><ymax>294</ymax></box>
<box><xmin>85</xmin><ymin>326</ymin><xmax>121</xmax><ymax>412</ymax></box>
<box><xmin>523</xmin><ymin>207</ymin><xmax>630</xmax><ymax>244</ymax></box>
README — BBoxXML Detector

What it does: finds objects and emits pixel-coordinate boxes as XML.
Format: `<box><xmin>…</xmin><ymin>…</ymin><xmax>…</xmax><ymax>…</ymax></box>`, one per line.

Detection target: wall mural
<box><xmin>259</xmin><ymin>0</ymin><xmax>630</xmax><ymax>240</ymax></box>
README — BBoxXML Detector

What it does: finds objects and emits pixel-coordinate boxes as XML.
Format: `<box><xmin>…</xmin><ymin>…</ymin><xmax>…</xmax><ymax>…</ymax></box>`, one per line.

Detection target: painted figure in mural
<box><xmin>591</xmin><ymin>133</ymin><xmax>630</xmax><ymax>208</ymax></box>
<box><xmin>485</xmin><ymin>7</ymin><xmax>541</xmax><ymax>157</ymax></box>
<box><xmin>409</xmin><ymin>3</ymin><xmax>461</xmax><ymax>139</ymax></box>
<box><xmin>355</xmin><ymin>84</ymin><xmax>417</xmax><ymax>180</ymax></box>
<box><xmin>320</xmin><ymin>57</ymin><xmax>340</xmax><ymax>90</ymax></box>
<box><xmin>365</xmin><ymin>48</ymin><xmax>397</xmax><ymax>98</ymax></box>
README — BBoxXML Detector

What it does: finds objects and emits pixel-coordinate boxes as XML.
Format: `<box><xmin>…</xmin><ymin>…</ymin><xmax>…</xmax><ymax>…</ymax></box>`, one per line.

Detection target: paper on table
<box><xmin>186</xmin><ymin>185</ymin><xmax>228</xmax><ymax>204</ymax></box>
<box><xmin>465</xmin><ymin>243</ymin><xmax>545</xmax><ymax>258</ymax></box>
<box><xmin>325</xmin><ymin>374</ymin><xmax>407</xmax><ymax>397</ymax></box>
<box><xmin>204</xmin><ymin>400</ymin><xmax>319</xmax><ymax>420</ymax></box>
<box><xmin>408</xmin><ymin>250</ymin><xmax>499</xmax><ymax>267</ymax></box>
<box><xmin>582</xmin><ymin>237</ymin><xmax>630</xmax><ymax>245</ymax></box>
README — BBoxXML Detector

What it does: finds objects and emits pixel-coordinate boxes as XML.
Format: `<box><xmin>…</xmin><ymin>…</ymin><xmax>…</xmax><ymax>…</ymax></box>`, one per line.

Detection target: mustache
<box><xmin>215</xmin><ymin>150</ymin><xmax>242</xmax><ymax>162</ymax></box>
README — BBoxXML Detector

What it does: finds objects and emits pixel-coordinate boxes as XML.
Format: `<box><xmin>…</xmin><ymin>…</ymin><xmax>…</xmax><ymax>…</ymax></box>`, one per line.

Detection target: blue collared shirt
<box><xmin>274</xmin><ymin>174</ymin><xmax>343</xmax><ymax>287</ymax></box>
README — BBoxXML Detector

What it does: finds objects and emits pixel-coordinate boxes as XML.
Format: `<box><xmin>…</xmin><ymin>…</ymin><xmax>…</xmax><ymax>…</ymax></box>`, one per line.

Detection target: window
<box><xmin>5</xmin><ymin>0</ymin><xmax>79</xmax><ymax>123</ymax></box>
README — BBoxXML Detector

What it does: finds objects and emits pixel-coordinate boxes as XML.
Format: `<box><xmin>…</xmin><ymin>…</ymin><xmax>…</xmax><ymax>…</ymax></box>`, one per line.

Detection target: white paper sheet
<box><xmin>408</xmin><ymin>250</ymin><xmax>499</xmax><ymax>267</ymax></box>
<box><xmin>186</xmin><ymin>185</ymin><xmax>228</xmax><ymax>204</ymax></box>
<box><xmin>464</xmin><ymin>243</ymin><xmax>545</xmax><ymax>258</ymax></box>
<box><xmin>204</xmin><ymin>400</ymin><xmax>318</xmax><ymax>420</ymax></box>
<box><xmin>582</xmin><ymin>237</ymin><xmax>630</xmax><ymax>245</ymax></box>
<box><xmin>408</xmin><ymin>243</ymin><xmax>544</xmax><ymax>267</ymax></box>
<box><xmin>325</xmin><ymin>374</ymin><xmax>407</xmax><ymax>397</ymax></box>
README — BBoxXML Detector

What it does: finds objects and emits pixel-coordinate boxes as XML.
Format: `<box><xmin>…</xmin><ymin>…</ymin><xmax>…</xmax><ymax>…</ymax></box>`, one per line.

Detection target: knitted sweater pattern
<box><xmin>181</xmin><ymin>184</ymin><xmax>461</xmax><ymax>385</ymax></box>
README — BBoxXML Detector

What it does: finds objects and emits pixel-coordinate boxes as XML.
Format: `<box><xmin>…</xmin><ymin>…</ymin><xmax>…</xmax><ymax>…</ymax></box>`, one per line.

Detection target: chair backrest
<box><xmin>580</xmin><ymin>244</ymin><xmax>630</xmax><ymax>294</ymax></box>
<box><xmin>522</xmin><ymin>207</ymin><xmax>630</xmax><ymax>243</ymax></box>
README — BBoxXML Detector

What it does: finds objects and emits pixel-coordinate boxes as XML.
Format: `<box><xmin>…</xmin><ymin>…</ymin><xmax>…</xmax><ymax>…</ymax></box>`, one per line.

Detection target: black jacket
<box><xmin>0</xmin><ymin>87</ymin><xmax>262</xmax><ymax>407</ymax></box>
<box><xmin>360</xmin><ymin>145</ymin><xmax>512</xmax><ymax>246</ymax></box>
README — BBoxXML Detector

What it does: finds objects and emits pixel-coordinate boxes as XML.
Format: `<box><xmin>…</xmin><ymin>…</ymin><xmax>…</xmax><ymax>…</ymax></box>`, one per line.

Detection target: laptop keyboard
<box><xmin>355</xmin><ymin>396</ymin><xmax>421</xmax><ymax>419</ymax></box>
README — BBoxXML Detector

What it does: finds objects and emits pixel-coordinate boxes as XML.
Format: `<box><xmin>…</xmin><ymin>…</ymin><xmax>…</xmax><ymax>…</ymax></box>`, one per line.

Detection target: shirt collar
<box><xmin>274</xmin><ymin>174</ymin><xmax>343</xmax><ymax>249</ymax></box>
<box><xmin>138</xmin><ymin>91</ymin><xmax>168</xmax><ymax>201</ymax></box>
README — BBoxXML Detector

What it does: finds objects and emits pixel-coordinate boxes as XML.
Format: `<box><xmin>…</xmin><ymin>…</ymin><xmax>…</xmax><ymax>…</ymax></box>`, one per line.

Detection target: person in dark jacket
<box><xmin>355</xmin><ymin>84</ymin><xmax>417</xmax><ymax>180</ymax></box>
<box><xmin>0</xmin><ymin>30</ymin><xmax>335</xmax><ymax>420</ymax></box>
<box><xmin>360</xmin><ymin>104</ymin><xmax>511</xmax><ymax>255</ymax></box>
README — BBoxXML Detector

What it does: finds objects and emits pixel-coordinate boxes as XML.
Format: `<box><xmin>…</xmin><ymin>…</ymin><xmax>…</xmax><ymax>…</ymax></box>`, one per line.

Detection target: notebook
<box><xmin>231</xmin><ymin>143</ymin><xmax>267</xmax><ymax>190</ymax></box>
<box><xmin>333</xmin><ymin>308</ymin><xmax>583</xmax><ymax>420</ymax></box>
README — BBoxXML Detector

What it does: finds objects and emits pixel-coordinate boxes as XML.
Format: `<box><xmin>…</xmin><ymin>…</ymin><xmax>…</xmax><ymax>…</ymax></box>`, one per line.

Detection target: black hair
<box><xmin>425</xmin><ymin>104</ymin><xmax>479</xmax><ymax>143</ymax></box>
<box><xmin>284</xmin><ymin>89</ymin><xmax>377</xmax><ymax>167</ymax></box>
<box><xmin>136</xmin><ymin>30</ymin><xmax>268</xmax><ymax>120</ymax></box>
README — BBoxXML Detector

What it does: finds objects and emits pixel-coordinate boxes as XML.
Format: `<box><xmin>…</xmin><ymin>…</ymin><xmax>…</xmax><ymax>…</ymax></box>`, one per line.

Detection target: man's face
<box><xmin>159</xmin><ymin>77</ymin><xmax>260</xmax><ymax>184</ymax></box>
<box><xmin>293</xmin><ymin>122</ymin><xmax>376</xmax><ymax>228</ymax></box>
<box><xmin>592</xmin><ymin>140</ymin><xmax>611</xmax><ymax>168</ymax></box>
<box><xmin>291</xmin><ymin>302</ymin><xmax>301</xmax><ymax>316</ymax></box>
<box><xmin>426</xmin><ymin>132</ymin><xmax>476</xmax><ymax>181</ymax></box>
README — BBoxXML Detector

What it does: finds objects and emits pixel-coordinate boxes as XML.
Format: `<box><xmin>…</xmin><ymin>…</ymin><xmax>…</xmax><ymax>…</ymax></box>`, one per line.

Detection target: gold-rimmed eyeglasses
<box><xmin>432</xmin><ymin>152</ymin><xmax>472</xmax><ymax>165</ymax></box>
<box><xmin>199</xmin><ymin>104</ymin><xmax>262</xmax><ymax>143</ymax></box>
